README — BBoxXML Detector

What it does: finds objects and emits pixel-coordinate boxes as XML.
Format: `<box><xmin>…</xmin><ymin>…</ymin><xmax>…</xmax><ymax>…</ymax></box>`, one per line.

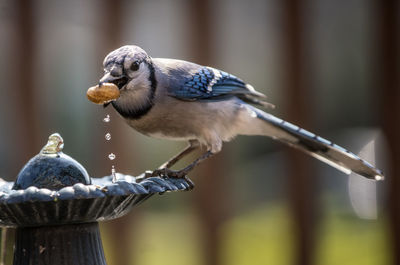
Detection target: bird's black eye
<box><xmin>130</xmin><ymin>61</ymin><xmax>140</xmax><ymax>71</ymax></box>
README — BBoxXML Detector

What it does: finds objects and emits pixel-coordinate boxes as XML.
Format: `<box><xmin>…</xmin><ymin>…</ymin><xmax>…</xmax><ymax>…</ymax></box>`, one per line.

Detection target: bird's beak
<box><xmin>99</xmin><ymin>72</ymin><xmax>128</xmax><ymax>90</ymax></box>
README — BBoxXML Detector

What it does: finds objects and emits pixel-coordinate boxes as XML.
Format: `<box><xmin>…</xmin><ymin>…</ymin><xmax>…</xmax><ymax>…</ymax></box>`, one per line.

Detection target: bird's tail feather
<box><xmin>252</xmin><ymin>108</ymin><xmax>384</xmax><ymax>180</ymax></box>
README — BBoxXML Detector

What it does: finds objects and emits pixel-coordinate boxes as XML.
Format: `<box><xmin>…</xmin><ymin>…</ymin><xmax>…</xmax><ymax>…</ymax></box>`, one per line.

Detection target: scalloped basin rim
<box><xmin>0</xmin><ymin>174</ymin><xmax>192</xmax><ymax>227</ymax></box>
<box><xmin>0</xmin><ymin>175</ymin><xmax>191</xmax><ymax>204</ymax></box>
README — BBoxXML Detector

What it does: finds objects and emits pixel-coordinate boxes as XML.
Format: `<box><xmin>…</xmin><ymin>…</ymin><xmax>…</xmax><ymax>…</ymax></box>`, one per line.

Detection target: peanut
<box><xmin>86</xmin><ymin>83</ymin><xmax>120</xmax><ymax>104</ymax></box>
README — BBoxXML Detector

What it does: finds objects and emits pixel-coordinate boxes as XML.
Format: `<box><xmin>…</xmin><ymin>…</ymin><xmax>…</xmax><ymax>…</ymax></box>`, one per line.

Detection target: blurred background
<box><xmin>0</xmin><ymin>0</ymin><xmax>399</xmax><ymax>264</ymax></box>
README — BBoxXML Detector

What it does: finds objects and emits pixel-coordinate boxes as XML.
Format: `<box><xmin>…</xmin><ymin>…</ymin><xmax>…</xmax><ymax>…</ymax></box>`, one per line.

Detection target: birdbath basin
<box><xmin>0</xmin><ymin>133</ymin><xmax>192</xmax><ymax>265</ymax></box>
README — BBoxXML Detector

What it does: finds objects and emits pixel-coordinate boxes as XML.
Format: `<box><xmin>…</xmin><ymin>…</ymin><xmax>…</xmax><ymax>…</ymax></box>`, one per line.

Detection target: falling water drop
<box><xmin>103</xmin><ymin>114</ymin><xmax>110</xmax><ymax>123</ymax></box>
<box><xmin>111</xmin><ymin>165</ymin><xmax>117</xmax><ymax>182</ymax></box>
<box><xmin>103</xmin><ymin>114</ymin><xmax>117</xmax><ymax>180</ymax></box>
<box><xmin>108</xmin><ymin>153</ymin><xmax>116</xmax><ymax>160</ymax></box>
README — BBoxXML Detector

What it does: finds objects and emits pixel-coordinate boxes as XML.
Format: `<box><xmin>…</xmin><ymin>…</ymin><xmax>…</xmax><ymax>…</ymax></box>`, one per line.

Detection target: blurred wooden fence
<box><xmin>376</xmin><ymin>1</ymin><xmax>400</xmax><ymax>265</ymax></box>
<box><xmin>282</xmin><ymin>1</ymin><xmax>319</xmax><ymax>264</ymax></box>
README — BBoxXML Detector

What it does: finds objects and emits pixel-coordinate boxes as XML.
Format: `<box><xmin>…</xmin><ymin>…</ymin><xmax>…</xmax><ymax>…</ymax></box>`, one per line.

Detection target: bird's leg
<box><xmin>149</xmin><ymin>150</ymin><xmax>214</xmax><ymax>179</ymax></box>
<box><xmin>160</xmin><ymin>151</ymin><xmax>213</xmax><ymax>190</ymax></box>
<box><xmin>176</xmin><ymin>150</ymin><xmax>214</xmax><ymax>176</ymax></box>
<box><xmin>141</xmin><ymin>140</ymin><xmax>200</xmax><ymax>179</ymax></box>
<box><xmin>142</xmin><ymin>147</ymin><xmax>213</xmax><ymax>183</ymax></box>
<box><xmin>140</xmin><ymin>149</ymin><xmax>214</xmax><ymax>189</ymax></box>
<box><xmin>158</xmin><ymin>140</ymin><xmax>200</xmax><ymax>169</ymax></box>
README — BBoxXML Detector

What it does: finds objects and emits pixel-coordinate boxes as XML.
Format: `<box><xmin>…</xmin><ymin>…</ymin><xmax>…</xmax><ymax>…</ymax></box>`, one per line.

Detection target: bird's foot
<box><xmin>145</xmin><ymin>168</ymin><xmax>186</xmax><ymax>178</ymax></box>
<box><xmin>141</xmin><ymin>168</ymin><xmax>194</xmax><ymax>190</ymax></box>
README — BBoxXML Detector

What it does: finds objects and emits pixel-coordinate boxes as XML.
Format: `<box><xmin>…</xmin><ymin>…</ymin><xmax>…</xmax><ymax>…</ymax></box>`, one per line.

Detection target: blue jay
<box><xmin>98</xmin><ymin>45</ymin><xmax>384</xmax><ymax>181</ymax></box>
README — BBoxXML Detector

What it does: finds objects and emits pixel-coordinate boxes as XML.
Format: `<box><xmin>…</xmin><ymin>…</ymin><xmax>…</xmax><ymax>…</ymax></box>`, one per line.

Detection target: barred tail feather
<box><xmin>252</xmin><ymin>108</ymin><xmax>384</xmax><ymax>180</ymax></box>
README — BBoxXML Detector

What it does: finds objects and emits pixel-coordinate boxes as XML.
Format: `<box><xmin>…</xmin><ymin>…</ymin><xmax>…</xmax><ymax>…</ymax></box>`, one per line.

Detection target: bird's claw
<box><xmin>141</xmin><ymin>168</ymin><xmax>194</xmax><ymax>190</ymax></box>
<box><xmin>145</xmin><ymin>168</ymin><xmax>186</xmax><ymax>178</ymax></box>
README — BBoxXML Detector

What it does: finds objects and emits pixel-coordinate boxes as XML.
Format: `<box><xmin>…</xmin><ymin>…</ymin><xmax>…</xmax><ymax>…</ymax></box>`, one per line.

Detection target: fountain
<box><xmin>0</xmin><ymin>133</ymin><xmax>192</xmax><ymax>265</ymax></box>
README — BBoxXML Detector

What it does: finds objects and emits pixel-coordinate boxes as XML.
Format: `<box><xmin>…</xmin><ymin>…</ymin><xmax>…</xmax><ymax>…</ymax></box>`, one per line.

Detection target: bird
<box><xmin>97</xmin><ymin>45</ymin><xmax>384</xmax><ymax>182</ymax></box>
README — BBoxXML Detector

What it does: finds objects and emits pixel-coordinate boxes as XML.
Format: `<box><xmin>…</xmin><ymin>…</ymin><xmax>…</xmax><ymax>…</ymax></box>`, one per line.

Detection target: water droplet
<box><xmin>111</xmin><ymin>165</ymin><xmax>117</xmax><ymax>182</ymax></box>
<box><xmin>108</xmin><ymin>153</ymin><xmax>116</xmax><ymax>160</ymax></box>
<box><xmin>105</xmin><ymin>133</ymin><xmax>111</xmax><ymax>141</ymax></box>
<box><xmin>375</xmin><ymin>175</ymin><xmax>383</xmax><ymax>181</ymax></box>
<box><xmin>103</xmin><ymin>114</ymin><xmax>110</xmax><ymax>123</ymax></box>
<box><xmin>41</xmin><ymin>133</ymin><xmax>64</xmax><ymax>156</ymax></box>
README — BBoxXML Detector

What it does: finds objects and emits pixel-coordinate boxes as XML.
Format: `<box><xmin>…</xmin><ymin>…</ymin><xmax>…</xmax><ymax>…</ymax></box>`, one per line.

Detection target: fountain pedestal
<box><xmin>13</xmin><ymin>223</ymin><xmax>106</xmax><ymax>265</ymax></box>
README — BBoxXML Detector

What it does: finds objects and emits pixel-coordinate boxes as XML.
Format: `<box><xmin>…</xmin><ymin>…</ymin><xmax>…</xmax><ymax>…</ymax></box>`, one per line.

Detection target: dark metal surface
<box><xmin>13</xmin><ymin>153</ymin><xmax>91</xmax><ymax>190</ymax></box>
<box><xmin>13</xmin><ymin>222</ymin><xmax>106</xmax><ymax>265</ymax></box>
<box><xmin>0</xmin><ymin>175</ymin><xmax>192</xmax><ymax>227</ymax></box>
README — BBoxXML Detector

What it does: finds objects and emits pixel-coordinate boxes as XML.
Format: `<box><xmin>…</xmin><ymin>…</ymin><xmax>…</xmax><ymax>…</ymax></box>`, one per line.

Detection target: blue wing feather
<box><xmin>170</xmin><ymin>67</ymin><xmax>261</xmax><ymax>101</ymax></box>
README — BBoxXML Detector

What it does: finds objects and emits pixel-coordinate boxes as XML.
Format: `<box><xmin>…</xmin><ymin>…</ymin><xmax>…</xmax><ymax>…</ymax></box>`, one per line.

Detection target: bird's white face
<box><xmin>99</xmin><ymin>45</ymin><xmax>150</xmax><ymax>92</ymax></box>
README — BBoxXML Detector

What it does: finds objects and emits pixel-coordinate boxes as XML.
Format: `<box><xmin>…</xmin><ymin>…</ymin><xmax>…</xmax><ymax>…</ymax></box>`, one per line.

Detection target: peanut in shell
<box><xmin>87</xmin><ymin>83</ymin><xmax>120</xmax><ymax>104</ymax></box>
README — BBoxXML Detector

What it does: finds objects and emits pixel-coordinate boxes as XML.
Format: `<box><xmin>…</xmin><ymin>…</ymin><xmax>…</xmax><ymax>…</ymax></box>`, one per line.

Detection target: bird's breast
<box><xmin>124</xmin><ymin>110</ymin><xmax>197</xmax><ymax>141</ymax></box>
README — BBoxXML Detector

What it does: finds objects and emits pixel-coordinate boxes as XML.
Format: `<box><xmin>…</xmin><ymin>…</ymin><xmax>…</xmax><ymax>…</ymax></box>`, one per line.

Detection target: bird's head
<box><xmin>99</xmin><ymin>45</ymin><xmax>151</xmax><ymax>93</ymax></box>
<box><xmin>98</xmin><ymin>45</ymin><xmax>157</xmax><ymax>118</ymax></box>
